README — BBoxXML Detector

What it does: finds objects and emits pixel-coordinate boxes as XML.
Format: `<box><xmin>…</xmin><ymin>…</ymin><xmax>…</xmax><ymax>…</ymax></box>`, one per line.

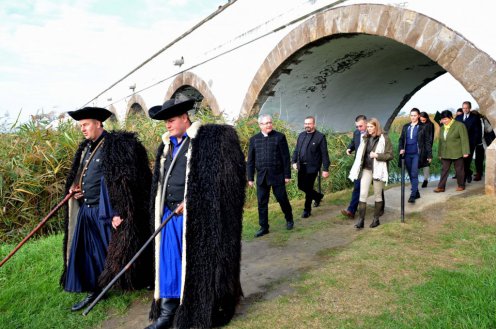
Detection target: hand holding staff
<box><xmin>0</xmin><ymin>191</ymin><xmax>75</xmax><ymax>268</ymax></box>
<box><xmin>82</xmin><ymin>202</ymin><xmax>183</xmax><ymax>316</ymax></box>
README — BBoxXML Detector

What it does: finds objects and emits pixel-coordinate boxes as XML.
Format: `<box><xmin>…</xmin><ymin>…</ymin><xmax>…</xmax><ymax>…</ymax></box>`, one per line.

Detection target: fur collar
<box><xmin>161</xmin><ymin>121</ymin><xmax>201</xmax><ymax>145</ymax></box>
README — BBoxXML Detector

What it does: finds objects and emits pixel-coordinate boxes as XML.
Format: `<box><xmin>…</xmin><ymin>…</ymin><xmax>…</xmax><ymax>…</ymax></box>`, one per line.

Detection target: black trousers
<box><xmin>257</xmin><ymin>179</ymin><xmax>293</xmax><ymax>230</ymax></box>
<box><xmin>297</xmin><ymin>169</ymin><xmax>322</xmax><ymax>211</ymax></box>
<box><xmin>474</xmin><ymin>144</ymin><xmax>484</xmax><ymax>175</ymax></box>
<box><xmin>463</xmin><ymin>146</ymin><xmax>475</xmax><ymax>180</ymax></box>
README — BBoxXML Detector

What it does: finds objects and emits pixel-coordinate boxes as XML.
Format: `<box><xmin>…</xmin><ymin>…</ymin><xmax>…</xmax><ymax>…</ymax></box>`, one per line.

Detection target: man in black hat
<box><xmin>146</xmin><ymin>98</ymin><xmax>245</xmax><ymax>329</ymax></box>
<box><xmin>61</xmin><ymin>107</ymin><xmax>153</xmax><ymax>311</ymax></box>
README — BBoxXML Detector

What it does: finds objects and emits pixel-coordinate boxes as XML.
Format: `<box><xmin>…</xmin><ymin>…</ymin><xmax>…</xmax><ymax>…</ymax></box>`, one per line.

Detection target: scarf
<box><xmin>348</xmin><ymin>134</ymin><xmax>389</xmax><ymax>184</ymax></box>
<box><xmin>443</xmin><ymin>118</ymin><xmax>455</xmax><ymax>139</ymax></box>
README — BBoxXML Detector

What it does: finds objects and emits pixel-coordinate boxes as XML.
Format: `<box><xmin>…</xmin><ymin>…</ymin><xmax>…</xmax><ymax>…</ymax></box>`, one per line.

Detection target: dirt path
<box><xmin>98</xmin><ymin>207</ymin><xmax>398</xmax><ymax>329</ymax></box>
<box><xmin>98</xmin><ymin>180</ymin><xmax>485</xmax><ymax>329</ymax></box>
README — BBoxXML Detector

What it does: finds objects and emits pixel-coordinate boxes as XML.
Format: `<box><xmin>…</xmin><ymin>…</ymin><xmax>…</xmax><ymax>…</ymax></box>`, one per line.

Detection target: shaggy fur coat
<box><xmin>60</xmin><ymin>131</ymin><xmax>153</xmax><ymax>290</ymax></box>
<box><xmin>149</xmin><ymin>123</ymin><xmax>246</xmax><ymax>328</ymax></box>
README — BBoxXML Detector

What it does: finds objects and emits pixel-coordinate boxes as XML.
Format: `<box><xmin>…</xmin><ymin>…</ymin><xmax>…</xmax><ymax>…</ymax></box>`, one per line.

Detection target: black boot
<box><xmin>354</xmin><ymin>202</ymin><xmax>366</xmax><ymax>229</ymax></box>
<box><xmin>145</xmin><ymin>298</ymin><xmax>179</xmax><ymax>329</ymax></box>
<box><xmin>370</xmin><ymin>201</ymin><xmax>383</xmax><ymax>228</ymax></box>
<box><xmin>71</xmin><ymin>291</ymin><xmax>100</xmax><ymax>312</ymax></box>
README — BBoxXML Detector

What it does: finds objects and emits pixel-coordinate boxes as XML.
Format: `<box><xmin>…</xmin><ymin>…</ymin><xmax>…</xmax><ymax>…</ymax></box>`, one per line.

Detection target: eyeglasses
<box><xmin>260</xmin><ymin>122</ymin><xmax>273</xmax><ymax>125</ymax></box>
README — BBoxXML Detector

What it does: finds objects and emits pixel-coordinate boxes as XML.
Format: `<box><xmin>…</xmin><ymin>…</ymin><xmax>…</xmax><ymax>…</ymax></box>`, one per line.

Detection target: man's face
<box><xmin>166</xmin><ymin>114</ymin><xmax>190</xmax><ymax>138</ymax></box>
<box><xmin>79</xmin><ymin>119</ymin><xmax>102</xmax><ymax>141</ymax></box>
<box><xmin>355</xmin><ymin>119</ymin><xmax>367</xmax><ymax>133</ymax></box>
<box><xmin>410</xmin><ymin>111</ymin><xmax>419</xmax><ymax>124</ymax></box>
<box><xmin>304</xmin><ymin>118</ymin><xmax>315</xmax><ymax>133</ymax></box>
<box><xmin>259</xmin><ymin>117</ymin><xmax>273</xmax><ymax>134</ymax></box>
<box><xmin>462</xmin><ymin>103</ymin><xmax>471</xmax><ymax>114</ymax></box>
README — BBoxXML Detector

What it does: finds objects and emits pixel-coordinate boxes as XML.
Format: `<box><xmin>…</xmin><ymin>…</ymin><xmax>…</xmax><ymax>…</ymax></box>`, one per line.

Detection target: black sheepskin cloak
<box><xmin>149</xmin><ymin>123</ymin><xmax>246</xmax><ymax>328</ymax></box>
<box><xmin>60</xmin><ymin>131</ymin><xmax>153</xmax><ymax>290</ymax></box>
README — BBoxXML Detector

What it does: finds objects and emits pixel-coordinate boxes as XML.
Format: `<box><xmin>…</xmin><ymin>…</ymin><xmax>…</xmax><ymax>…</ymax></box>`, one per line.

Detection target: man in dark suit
<box><xmin>456</xmin><ymin>101</ymin><xmax>482</xmax><ymax>183</ymax></box>
<box><xmin>341</xmin><ymin>115</ymin><xmax>367</xmax><ymax>218</ymax></box>
<box><xmin>247</xmin><ymin>114</ymin><xmax>294</xmax><ymax>237</ymax></box>
<box><xmin>292</xmin><ymin>116</ymin><xmax>330</xmax><ymax>218</ymax></box>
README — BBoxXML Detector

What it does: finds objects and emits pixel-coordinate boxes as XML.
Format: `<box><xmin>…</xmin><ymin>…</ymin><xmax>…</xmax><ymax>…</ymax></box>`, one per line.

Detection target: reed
<box><xmin>0</xmin><ymin>112</ymin><xmax>444</xmax><ymax>243</ymax></box>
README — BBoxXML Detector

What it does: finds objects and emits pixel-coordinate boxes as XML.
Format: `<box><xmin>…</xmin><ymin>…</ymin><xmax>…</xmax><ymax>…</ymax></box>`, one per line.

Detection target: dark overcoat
<box><xmin>60</xmin><ymin>131</ymin><xmax>153</xmax><ymax>290</ymax></box>
<box><xmin>456</xmin><ymin>114</ymin><xmax>482</xmax><ymax>150</ymax></box>
<box><xmin>398</xmin><ymin>122</ymin><xmax>433</xmax><ymax>169</ymax></box>
<box><xmin>292</xmin><ymin>130</ymin><xmax>330</xmax><ymax>173</ymax></box>
<box><xmin>149</xmin><ymin>123</ymin><xmax>246</xmax><ymax>329</ymax></box>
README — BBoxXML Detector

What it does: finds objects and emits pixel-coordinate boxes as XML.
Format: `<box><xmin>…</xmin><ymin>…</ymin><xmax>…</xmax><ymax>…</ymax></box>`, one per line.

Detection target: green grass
<box><xmin>0</xmin><ymin>234</ymin><xmax>148</xmax><ymax>329</ymax></box>
<box><xmin>227</xmin><ymin>195</ymin><xmax>496</xmax><ymax>329</ymax></box>
<box><xmin>2</xmin><ymin>194</ymin><xmax>495</xmax><ymax>329</ymax></box>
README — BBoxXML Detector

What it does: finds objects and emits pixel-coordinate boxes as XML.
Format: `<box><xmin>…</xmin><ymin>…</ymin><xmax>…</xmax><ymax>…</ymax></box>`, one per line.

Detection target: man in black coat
<box><xmin>292</xmin><ymin>116</ymin><xmax>330</xmax><ymax>218</ymax></box>
<box><xmin>146</xmin><ymin>98</ymin><xmax>245</xmax><ymax>329</ymax></box>
<box><xmin>247</xmin><ymin>114</ymin><xmax>294</xmax><ymax>237</ymax></box>
<box><xmin>341</xmin><ymin>115</ymin><xmax>367</xmax><ymax>218</ymax></box>
<box><xmin>61</xmin><ymin>107</ymin><xmax>152</xmax><ymax>312</ymax></box>
<box><xmin>456</xmin><ymin>101</ymin><xmax>482</xmax><ymax>183</ymax></box>
<box><xmin>398</xmin><ymin>108</ymin><xmax>432</xmax><ymax>203</ymax></box>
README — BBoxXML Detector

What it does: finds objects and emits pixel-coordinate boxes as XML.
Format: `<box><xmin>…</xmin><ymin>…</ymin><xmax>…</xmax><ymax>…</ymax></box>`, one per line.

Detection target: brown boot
<box><xmin>354</xmin><ymin>202</ymin><xmax>366</xmax><ymax>229</ymax></box>
<box><xmin>370</xmin><ymin>201</ymin><xmax>383</xmax><ymax>228</ymax></box>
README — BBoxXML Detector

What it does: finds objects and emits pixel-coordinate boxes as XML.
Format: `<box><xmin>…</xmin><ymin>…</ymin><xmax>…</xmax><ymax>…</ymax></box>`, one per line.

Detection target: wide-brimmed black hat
<box><xmin>67</xmin><ymin>107</ymin><xmax>113</xmax><ymax>122</ymax></box>
<box><xmin>149</xmin><ymin>98</ymin><xmax>195</xmax><ymax>120</ymax></box>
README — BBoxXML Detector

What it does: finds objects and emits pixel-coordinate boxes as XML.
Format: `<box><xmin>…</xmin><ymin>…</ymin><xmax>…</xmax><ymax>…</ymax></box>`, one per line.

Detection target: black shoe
<box><xmin>301</xmin><ymin>210</ymin><xmax>311</xmax><ymax>218</ymax></box>
<box><xmin>254</xmin><ymin>228</ymin><xmax>269</xmax><ymax>238</ymax></box>
<box><xmin>369</xmin><ymin>218</ymin><xmax>380</xmax><ymax>228</ymax></box>
<box><xmin>408</xmin><ymin>196</ymin><xmax>416</xmax><ymax>203</ymax></box>
<box><xmin>286</xmin><ymin>221</ymin><xmax>294</xmax><ymax>230</ymax></box>
<box><xmin>354</xmin><ymin>218</ymin><xmax>364</xmax><ymax>229</ymax></box>
<box><xmin>421</xmin><ymin>180</ymin><xmax>428</xmax><ymax>188</ymax></box>
<box><xmin>415</xmin><ymin>191</ymin><xmax>420</xmax><ymax>199</ymax></box>
<box><xmin>71</xmin><ymin>292</ymin><xmax>99</xmax><ymax>312</ymax></box>
<box><xmin>313</xmin><ymin>194</ymin><xmax>324</xmax><ymax>207</ymax></box>
<box><xmin>466</xmin><ymin>175</ymin><xmax>472</xmax><ymax>183</ymax></box>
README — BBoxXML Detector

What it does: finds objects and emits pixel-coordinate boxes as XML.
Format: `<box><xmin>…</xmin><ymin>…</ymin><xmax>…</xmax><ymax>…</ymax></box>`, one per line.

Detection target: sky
<box><xmin>0</xmin><ymin>0</ymin><xmax>483</xmax><ymax>125</ymax></box>
<box><xmin>0</xmin><ymin>0</ymin><xmax>223</xmax><ymax>123</ymax></box>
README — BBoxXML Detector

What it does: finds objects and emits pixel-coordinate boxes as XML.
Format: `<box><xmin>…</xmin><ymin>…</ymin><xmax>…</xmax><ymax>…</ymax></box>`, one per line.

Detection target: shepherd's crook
<box><xmin>82</xmin><ymin>203</ymin><xmax>183</xmax><ymax>316</ymax></box>
<box><xmin>0</xmin><ymin>191</ymin><xmax>75</xmax><ymax>268</ymax></box>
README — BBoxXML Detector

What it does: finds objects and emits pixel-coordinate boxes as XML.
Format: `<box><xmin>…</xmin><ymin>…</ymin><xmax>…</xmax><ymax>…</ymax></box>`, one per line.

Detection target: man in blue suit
<box><xmin>341</xmin><ymin>115</ymin><xmax>367</xmax><ymax>218</ymax></box>
<box><xmin>456</xmin><ymin>101</ymin><xmax>482</xmax><ymax>183</ymax></box>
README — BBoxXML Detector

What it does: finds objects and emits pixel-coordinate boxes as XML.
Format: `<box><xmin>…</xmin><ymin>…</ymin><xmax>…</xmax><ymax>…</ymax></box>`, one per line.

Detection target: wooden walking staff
<box><xmin>83</xmin><ymin>202</ymin><xmax>184</xmax><ymax>316</ymax></box>
<box><xmin>0</xmin><ymin>191</ymin><xmax>75</xmax><ymax>268</ymax></box>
